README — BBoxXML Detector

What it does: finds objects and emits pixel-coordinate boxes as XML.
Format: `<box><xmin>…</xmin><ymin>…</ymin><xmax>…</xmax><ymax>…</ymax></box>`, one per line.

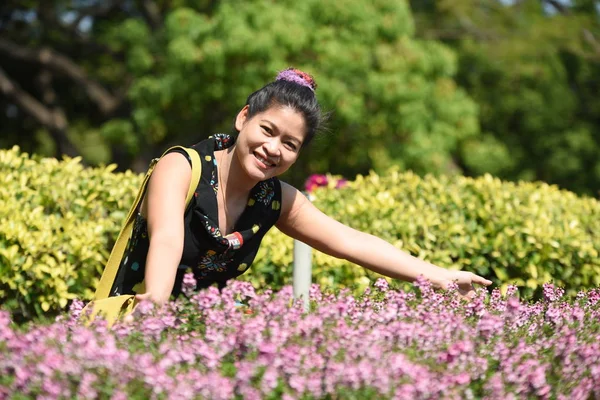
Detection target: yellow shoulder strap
<box><xmin>181</xmin><ymin>147</ymin><xmax>201</xmax><ymax>208</ymax></box>
<box><xmin>93</xmin><ymin>146</ymin><xmax>202</xmax><ymax>299</ymax></box>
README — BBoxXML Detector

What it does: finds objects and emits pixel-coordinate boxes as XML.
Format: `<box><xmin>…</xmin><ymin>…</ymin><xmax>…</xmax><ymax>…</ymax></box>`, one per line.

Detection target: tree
<box><xmin>0</xmin><ymin>0</ymin><xmax>479</xmax><ymax>186</ymax></box>
<box><xmin>410</xmin><ymin>0</ymin><xmax>600</xmax><ymax>196</ymax></box>
<box><xmin>0</xmin><ymin>1</ymin><xmax>132</xmax><ymax>163</ymax></box>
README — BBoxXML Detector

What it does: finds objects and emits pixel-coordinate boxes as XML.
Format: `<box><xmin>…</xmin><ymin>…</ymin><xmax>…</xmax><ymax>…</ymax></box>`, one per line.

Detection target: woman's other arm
<box><xmin>276</xmin><ymin>182</ymin><xmax>491</xmax><ymax>296</ymax></box>
<box><xmin>136</xmin><ymin>152</ymin><xmax>191</xmax><ymax>305</ymax></box>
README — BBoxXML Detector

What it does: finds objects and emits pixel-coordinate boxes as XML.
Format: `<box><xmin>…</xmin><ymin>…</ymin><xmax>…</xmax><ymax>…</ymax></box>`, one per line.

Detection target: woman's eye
<box><xmin>262</xmin><ymin>126</ymin><xmax>272</xmax><ymax>135</ymax></box>
<box><xmin>285</xmin><ymin>142</ymin><xmax>298</xmax><ymax>151</ymax></box>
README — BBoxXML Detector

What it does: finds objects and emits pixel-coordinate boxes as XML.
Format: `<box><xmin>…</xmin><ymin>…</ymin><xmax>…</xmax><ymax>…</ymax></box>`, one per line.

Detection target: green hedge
<box><xmin>0</xmin><ymin>147</ymin><xmax>141</xmax><ymax>320</ymax></box>
<box><xmin>1</xmin><ymin>147</ymin><xmax>599</xmax><ymax>319</ymax></box>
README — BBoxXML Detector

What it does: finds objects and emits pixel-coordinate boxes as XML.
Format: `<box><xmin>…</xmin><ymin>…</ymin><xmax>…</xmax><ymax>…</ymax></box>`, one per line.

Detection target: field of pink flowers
<box><xmin>1</xmin><ymin>277</ymin><xmax>600</xmax><ymax>399</ymax></box>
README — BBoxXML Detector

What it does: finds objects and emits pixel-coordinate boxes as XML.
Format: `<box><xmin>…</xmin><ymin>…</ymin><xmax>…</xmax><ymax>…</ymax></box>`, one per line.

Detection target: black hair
<box><xmin>237</xmin><ymin>78</ymin><xmax>326</xmax><ymax>147</ymax></box>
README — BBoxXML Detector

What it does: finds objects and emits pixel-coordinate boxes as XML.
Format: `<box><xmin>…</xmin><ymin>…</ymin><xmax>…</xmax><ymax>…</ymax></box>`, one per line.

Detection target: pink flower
<box><xmin>5</xmin><ymin>280</ymin><xmax>600</xmax><ymax>399</ymax></box>
<box><xmin>110</xmin><ymin>390</ymin><xmax>128</xmax><ymax>400</ymax></box>
<box><xmin>260</xmin><ymin>366</ymin><xmax>279</xmax><ymax>393</ymax></box>
<box><xmin>543</xmin><ymin>283</ymin><xmax>565</xmax><ymax>302</ymax></box>
<box><xmin>182</xmin><ymin>272</ymin><xmax>197</xmax><ymax>297</ymax></box>
<box><xmin>335</xmin><ymin>178</ymin><xmax>348</xmax><ymax>189</ymax></box>
<box><xmin>68</xmin><ymin>298</ymin><xmax>85</xmax><ymax>321</ymax></box>
<box><xmin>0</xmin><ymin>310</ymin><xmax>14</xmax><ymax>341</ymax></box>
<box><xmin>477</xmin><ymin>313</ymin><xmax>504</xmax><ymax>340</ymax></box>
<box><xmin>77</xmin><ymin>372</ymin><xmax>98</xmax><ymax>399</ymax></box>
<box><xmin>304</xmin><ymin>174</ymin><xmax>328</xmax><ymax>193</ymax></box>
<box><xmin>413</xmin><ymin>275</ymin><xmax>434</xmax><ymax>298</ymax></box>
<box><xmin>505</xmin><ymin>285</ymin><xmax>519</xmax><ymax>298</ymax></box>
<box><xmin>454</xmin><ymin>372</ymin><xmax>471</xmax><ymax>385</ymax></box>
<box><xmin>303</xmin><ymin>174</ymin><xmax>348</xmax><ymax>193</ymax></box>
<box><xmin>133</xmin><ymin>299</ymin><xmax>155</xmax><ymax>316</ymax></box>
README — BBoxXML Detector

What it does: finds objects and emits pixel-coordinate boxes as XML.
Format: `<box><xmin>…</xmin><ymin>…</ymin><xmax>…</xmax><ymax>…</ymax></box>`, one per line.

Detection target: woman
<box><xmin>110</xmin><ymin>68</ymin><xmax>492</xmax><ymax>305</ymax></box>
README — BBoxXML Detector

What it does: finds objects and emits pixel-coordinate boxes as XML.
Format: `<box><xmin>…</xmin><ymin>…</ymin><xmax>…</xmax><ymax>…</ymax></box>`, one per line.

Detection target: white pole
<box><xmin>293</xmin><ymin>239</ymin><xmax>312</xmax><ymax>312</ymax></box>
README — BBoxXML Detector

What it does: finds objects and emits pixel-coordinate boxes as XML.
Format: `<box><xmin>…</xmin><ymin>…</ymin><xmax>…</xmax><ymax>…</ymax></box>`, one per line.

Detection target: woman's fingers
<box><xmin>471</xmin><ymin>274</ymin><xmax>493</xmax><ymax>286</ymax></box>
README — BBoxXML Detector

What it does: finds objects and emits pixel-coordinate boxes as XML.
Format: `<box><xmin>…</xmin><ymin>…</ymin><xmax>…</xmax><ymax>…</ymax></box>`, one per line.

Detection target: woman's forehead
<box><xmin>258</xmin><ymin>106</ymin><xmax>306</xmax><ymax>139</ymax></box>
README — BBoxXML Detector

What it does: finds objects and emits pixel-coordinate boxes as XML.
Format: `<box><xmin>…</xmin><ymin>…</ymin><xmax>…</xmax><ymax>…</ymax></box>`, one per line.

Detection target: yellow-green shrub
<box><xmin>248</xmin><ymin>170</ymin><xmax>600</xmax><ymax>297</ymax></box>
<box><xmin>0</xmin><ymin>146</ymin><xmax>142</xmax><ymax>320</ymax></box>
<box><xmin>2</xmin><ymin>147</ymin><xmax>599</xmax><ymax>319</ymax></box>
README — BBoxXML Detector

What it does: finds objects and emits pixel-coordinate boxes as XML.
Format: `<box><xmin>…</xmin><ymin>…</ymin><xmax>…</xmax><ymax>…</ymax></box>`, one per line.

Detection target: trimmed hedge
<box><xmin>252</xmin><ymin>171</ymin><xmax>600</xmax><ymax>295</ymax></box>
<box><xmin>1</xmin><ymin>147</ymin><xmax>599</xmax><ymax>319</ymax></box>
<box><xmin>0</xmin><ymin>147</ymin><xmax>141</xmax><ymax>320</ymax></box>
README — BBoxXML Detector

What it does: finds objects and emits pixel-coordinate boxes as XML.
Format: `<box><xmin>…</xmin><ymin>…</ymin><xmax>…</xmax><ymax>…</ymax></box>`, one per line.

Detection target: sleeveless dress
<box><xmin>109</xmin><ymin>134</ymin><xmax>282</xmax><ymax>298</ymax></box>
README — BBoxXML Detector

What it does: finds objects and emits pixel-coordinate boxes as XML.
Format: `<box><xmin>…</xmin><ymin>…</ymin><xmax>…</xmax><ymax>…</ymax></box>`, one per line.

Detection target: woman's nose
<box><xmin>264</xmin><ymin>138</ymin><xmax>281</xmax><ymax>156</ymax></box>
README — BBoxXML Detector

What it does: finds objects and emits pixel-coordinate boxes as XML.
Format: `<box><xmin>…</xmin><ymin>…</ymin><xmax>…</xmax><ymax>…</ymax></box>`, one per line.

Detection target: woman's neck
<box><xmin>216</xmin><ymin>145</ymin><xmax>256</xmax><ymax>199</ymax></box>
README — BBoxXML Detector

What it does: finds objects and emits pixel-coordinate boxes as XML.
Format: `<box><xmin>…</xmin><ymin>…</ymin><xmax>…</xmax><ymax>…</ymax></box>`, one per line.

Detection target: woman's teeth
<box><xmin>256</xmin><ymin>154</ymin><xmax>273</xmax><ymax>167</ymax></box>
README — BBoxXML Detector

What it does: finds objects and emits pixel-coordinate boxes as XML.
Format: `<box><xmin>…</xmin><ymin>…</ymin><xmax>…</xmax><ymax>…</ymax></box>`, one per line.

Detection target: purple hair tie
<box><xmin>276</xmin><ymin>68</ymin><xmax>317</xmax><ymax>92</ymax></box>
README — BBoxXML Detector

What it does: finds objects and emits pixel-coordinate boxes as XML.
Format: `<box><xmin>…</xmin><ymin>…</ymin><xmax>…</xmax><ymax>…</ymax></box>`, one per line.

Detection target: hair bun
<box><xmin>275</xmin><ymin>68</ymin><xmax>317</xmax><ymax>92</ymax></box>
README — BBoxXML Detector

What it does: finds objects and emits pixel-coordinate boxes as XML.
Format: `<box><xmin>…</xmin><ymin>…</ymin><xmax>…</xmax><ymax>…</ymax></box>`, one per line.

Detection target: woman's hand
<box><xmin>439</xmin><ymin>271</ymin><xmax>493</xmax><ymax>299</ymax></box>
<box><xmin>134</xmin><ymin>291</ymin><xmax>167</xmax><ymax>306</ymax></box>
<box><xmin>134</xmin><ymin>292</ymin><xmax>153</xmax><ymax>302</ymax></box>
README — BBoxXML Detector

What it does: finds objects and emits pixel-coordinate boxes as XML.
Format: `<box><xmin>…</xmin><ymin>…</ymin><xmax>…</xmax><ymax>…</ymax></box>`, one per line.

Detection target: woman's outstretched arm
<box><xmin>276</xmin><ymin>182</ymin><xmax>492</xmax><ymax>296</ymax></box>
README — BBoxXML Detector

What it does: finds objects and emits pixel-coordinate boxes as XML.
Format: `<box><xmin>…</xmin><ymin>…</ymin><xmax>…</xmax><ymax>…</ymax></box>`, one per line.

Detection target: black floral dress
<box><xmin>109</xmin><ymin>134</ymin><xmax>282</xmax><ymax>298</ymax></box>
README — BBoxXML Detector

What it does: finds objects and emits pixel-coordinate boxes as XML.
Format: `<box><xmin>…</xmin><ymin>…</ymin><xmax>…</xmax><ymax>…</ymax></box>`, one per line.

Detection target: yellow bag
<box><xmin>81</xmin><ymin>146</ymin><xmax>201</xmax><ymax>326</ymax></box>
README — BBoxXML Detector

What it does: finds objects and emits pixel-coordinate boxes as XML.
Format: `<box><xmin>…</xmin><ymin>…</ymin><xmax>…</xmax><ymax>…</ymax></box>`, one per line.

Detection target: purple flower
<box><xmin>543</xmin><ymin>283</ymin><xmax>565</xmax><ymax>302</ymax></box>
<box><xmin>505</xmin><ymin>285</ymin><xmax>519</xmax><ymax>298</ymax></box>
<box><xmin>477</xmin><ymin>313</ymin><xmax>504</xmax><ymax>340</ymax></box>
<box><xmin>3</xmin><ymin>280</ymin><xmax>600</xmax><ymax>399</ymax></box>
<box><xmin>133</xmin><ymin>299</ymin><xmax>155</xmax><ymax>316</ymax></box>
<box><xmin>182</xmin><ymin>272</ymin><xmax>197</xmax><ymax>297</ymax></box>
<box><xmin>373</xmin><ymin>278</ymin><xmax>389</xmax><ymax>293</ymax></box>
<box><xmin>0</xmin><ymin>310</ymin><xmax>14</xmax><ymax>341</ymax></box>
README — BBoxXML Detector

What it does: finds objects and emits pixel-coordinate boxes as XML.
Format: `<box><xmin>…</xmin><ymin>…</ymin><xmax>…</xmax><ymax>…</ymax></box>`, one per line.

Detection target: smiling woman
<box><xmin>101</xmin><ymin>68</ymin><xmax>492</xmax><ymax>307</ymax></box>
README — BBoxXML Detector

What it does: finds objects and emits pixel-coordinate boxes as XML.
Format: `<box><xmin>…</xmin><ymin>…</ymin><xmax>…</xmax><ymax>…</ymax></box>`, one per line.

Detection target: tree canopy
<box><xmin>0</xmin><ymin>0</ymin><xmax>478</xmax><ymax>186</ymax></box>
<box><xmin>410</xmin><ymin>0</ymin><xmax>600</xmax><ymax>196</ymax></box>
<box><xmin>2</xmin><ymin>1</ymin><xmax>599</xmax><ymax>195</ymax></box>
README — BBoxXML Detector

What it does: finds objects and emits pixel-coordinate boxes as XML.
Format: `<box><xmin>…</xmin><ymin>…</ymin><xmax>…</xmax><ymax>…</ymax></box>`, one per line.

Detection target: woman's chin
<box><xmin>244</xmin><ymin>165</ymin><xmax>273</xmax><ymax>182</ymax></box>
<box><xmin>248</xmin><ymin>161</ymin><xmax>278</xmax><ymax>180</ymax></box>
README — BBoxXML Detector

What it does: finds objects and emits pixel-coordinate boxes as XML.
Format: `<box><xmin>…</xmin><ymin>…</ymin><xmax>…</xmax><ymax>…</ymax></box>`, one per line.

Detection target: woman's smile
<box><xmin>253</xmin><ymin>152</ymin><xmax>277</xmax><ymax>169</ymax></box>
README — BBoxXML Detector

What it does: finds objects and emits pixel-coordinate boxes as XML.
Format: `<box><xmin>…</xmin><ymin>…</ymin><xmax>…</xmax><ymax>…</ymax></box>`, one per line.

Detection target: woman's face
<box><xmin>234</xmin><ymin>105</ymin><xmax>306</xmax><ymax>182</ymax></box>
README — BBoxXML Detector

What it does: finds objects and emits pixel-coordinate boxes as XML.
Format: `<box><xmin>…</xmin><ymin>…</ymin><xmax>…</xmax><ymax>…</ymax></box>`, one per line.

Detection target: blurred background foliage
<box><xmin>0</xmin><ymin>0</ymin><xmax>599</xmax><ymax>195</ymax></box>
<box><xmin>410</xmin><ymin>0</ymin><xmax>600</xmax><ymax>196</ymax></box>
